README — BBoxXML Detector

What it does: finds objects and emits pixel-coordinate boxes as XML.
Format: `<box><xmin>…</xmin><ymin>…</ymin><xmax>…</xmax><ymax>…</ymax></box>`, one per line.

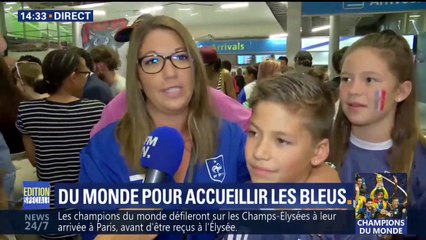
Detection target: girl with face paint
<box><xmin>331</xmin><ymin>30</ymin><xmax>426</xmax><ymax>212</ymax></box>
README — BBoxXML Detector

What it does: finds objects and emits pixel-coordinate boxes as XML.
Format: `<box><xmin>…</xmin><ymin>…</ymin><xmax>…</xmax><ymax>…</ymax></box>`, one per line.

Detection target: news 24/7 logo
<box><xmin>23</xmin><ymin>182</ymin><xmax>50</xmax><ymax>210</ymax></box>
<box><xmin>18</xmin><ymin>10</ymin><xmax>93</xmax><ymax>22</ymax></box>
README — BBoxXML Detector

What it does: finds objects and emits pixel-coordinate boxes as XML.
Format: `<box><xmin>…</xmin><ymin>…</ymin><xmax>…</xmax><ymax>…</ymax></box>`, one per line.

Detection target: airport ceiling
<box><xmin>24</xmin><ymin>2</ymin><xmax>385</xmax><ymax>39</ymax></box>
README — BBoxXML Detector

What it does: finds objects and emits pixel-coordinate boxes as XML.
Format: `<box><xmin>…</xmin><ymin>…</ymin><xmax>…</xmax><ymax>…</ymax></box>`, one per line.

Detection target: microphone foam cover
<box><xmin>140</xmin><ymin>126</ymin><xmax>185</xmax><ymax>176</ymax></box>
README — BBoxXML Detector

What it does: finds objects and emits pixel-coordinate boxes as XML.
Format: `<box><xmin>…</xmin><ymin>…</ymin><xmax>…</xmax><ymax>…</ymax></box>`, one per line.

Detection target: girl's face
<box><xmin>339</xmin><ymin>47</ymin><xmax>411</xmax><ymax>129</ymax></box>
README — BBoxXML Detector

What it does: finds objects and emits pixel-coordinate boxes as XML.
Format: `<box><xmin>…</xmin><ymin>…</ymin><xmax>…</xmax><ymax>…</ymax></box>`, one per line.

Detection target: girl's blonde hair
<box><xmin>330</xmin><ymin>30</ymin><xmax>423</xmax><ymax>175</ymax></box>
<box><xmin>116</xmin><ymin>15</ymin><xmax>219</xmax><ymax>173</ymax></box>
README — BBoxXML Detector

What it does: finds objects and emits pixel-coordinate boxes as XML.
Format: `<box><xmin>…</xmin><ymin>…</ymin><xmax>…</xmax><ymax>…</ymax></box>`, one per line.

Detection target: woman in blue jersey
<box><xmin>330</xmin><ymin>30</ymin><xmax>426</xmax><ymax>211</ymax></box>
<box><xmin>79</xmin><ymin>15</ymin><xmax>250</xmax><ymax>240</ymax></box>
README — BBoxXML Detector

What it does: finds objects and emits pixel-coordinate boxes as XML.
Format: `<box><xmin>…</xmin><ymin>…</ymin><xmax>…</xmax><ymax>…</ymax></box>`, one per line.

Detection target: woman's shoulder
<box><xmin>90</xmin><ymin>121</ymin><xmax>120</xmax><ymax>142</ymax></box>
<box><xmin>82</xmin><ymin>121</ymin><xmax>122</xmax><ymax>165</ymax></box>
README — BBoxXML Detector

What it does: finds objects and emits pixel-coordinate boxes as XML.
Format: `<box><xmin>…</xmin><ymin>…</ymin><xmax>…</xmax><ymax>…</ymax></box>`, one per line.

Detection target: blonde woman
<box><xmin>80</xmin><ymin>15</ymin><xmax>250</xmax><ymax>240</ymax></box>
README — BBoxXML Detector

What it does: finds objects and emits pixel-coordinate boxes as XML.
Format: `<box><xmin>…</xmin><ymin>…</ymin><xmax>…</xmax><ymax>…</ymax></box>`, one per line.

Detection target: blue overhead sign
<box><xmin>302</xmin><ymin>2</ymin><xmax>426</xmax><ymax>15</ymax></box>
<box><xmin>196</xmin><ymin>39</ymin><xmax>287</xmax><ymax>54</ymax></box>
<box><xmin>196</xmin><ymin>35</ymin><xmax>415</xmax><ymax>54</ymax></box>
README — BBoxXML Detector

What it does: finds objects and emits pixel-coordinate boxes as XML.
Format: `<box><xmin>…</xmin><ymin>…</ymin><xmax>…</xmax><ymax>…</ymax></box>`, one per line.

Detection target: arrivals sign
<box><xmin>302</xmin><ymin>2</ymin><xmax>426</xmax><ymax>15</ymax></box>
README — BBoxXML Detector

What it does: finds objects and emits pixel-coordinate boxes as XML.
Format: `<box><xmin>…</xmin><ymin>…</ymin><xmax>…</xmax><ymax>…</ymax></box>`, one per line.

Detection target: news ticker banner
<box><xmin>18</xmin><ymin>10</ymin><xmax>93</xmax><ymax>22</ymax></box>
<box><xmin>46</xmin><ymin>183</ymin><xmax>355</xmax><ymax>210</ymax></box>
<box><xmin>0</xmin><ymin>209</ymin><xmax>354</xmax><ymax>235</ymax></box>
<box><xmin>1</xmin><ymin>210</ymin><xmax>425</xmax><ymax>236</ymax></box>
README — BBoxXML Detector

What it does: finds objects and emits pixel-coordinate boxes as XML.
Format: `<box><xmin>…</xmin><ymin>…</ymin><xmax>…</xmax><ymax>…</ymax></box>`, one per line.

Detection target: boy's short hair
<box><xmin>249</xmin><ymin>71</ymin><xmax>335</xmax><ymax>142</ymax></box>
<box><xmin>90</xmin><ymin>45</ymin><xmax>121</xmax><ymax>71</ymax></box>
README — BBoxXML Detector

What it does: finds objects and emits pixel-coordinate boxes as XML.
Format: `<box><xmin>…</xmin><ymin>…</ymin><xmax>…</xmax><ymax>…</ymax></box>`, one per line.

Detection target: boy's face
<box><xmin>246</xmin><ymin>101</ymin><xmax>325</xmax><ymax>183</ymax></box>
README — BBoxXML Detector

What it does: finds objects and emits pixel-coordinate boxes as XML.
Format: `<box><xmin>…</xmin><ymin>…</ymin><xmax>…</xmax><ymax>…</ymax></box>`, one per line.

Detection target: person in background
<box><xmin>200</xmin><ymin>46</ymin><xmax>236</xmax><ymax>99</ymax></box>
<box><xmin>90</xmin><ymin>45</ymin><xmax>126</xmax><ymax>97</ymax></box>
<box><xmin>235</xmin><ymin>67</ymin><xmax>245</xmax><ymax>94</ymax></box>
<box><xmin>222</xmin><ymin>60</ymin><xmax>232</xmax><ymax>72</ymax></box>
<box><xmin>114</xmin><ymin>14</ymin><xmax>153</xmax><ymax>43</ymax></box>
<box><xmin>16</xmin><ymin>50</ymin><xmax>104</xmax><ymax>227</ymax></box>
<box><xmin>277</xmin><ymin>56</ymin><xmax>289</xmax><ymax>73</ymax></box>
<box><xmin>331</xmin><ymin>30</ymin><xmax>426</xmax><ymax>211</ymax></box>
<box><xmin>18</xmin><ymin>55</ymin><xmax>42</xmax><ymax>66</ymax></box>
<box><xmin>69</xmin><ymin>47</ymin><xmax>113</xmax><ymax>104</ymax></box>
<box><xmin>329</xmin><ymin>47</ymin><xmax>349</xmax><ymax>120</ymax></box>
<box><xmin>308</xmin><ymin>67</ymin><xmax>328</xmax><ymax>82</ymax></box>
<box><xmin>243</xmin><ymin>64</ymin><xmax>258</xmax><ymax>85</ymax></box>
<box><xmin>239</xmin><ymin>64</ymin><xmax>258</xmax><ymax>107</ymax></box>
<box><xmin>231</xmin><ymin>71</ymin><xmax>236</xmax><ymax>78</ymax></box>
<box><xmin>90</xmin><ymin>14</ymin><xmax>252</xmax><ymax>138</ymax></box>
<box><xmin>294</xmin><ymin>50</ymin><xmax>313</xmax><ymax>74</ymax></box>
<box><xmin>222</xmin><ymin>60</ymin><xmax>243</xmax><ymax>96</ymax></box>
<box><xmin>0</xmin><ymin>57</ymin><xmax>26</xmax><ymax>154</ymax></box>
<box><xmin>257</xmin><ymin>59</ymin><xmax>281</xmax><ymax>81</ymax></box>
<box><xmin>331</xmin><ymin>46</ymin><xmax>349</xmax><ymax>89</ymax></box>
<box><xmin>80</xmin><ymin>15</ymin><xmax>250</xmax><ymax>240</ymax></box>
<box><xmin>12</xmin><ymin>61</ymin><xmax>48</xmax><ymax>100</ymax></box>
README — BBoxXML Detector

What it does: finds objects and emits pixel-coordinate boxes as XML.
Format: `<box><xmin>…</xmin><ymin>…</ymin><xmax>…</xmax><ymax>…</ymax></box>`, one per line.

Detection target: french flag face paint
<box><xmin>374</xmin><ymin>90</ymin><xmax>387</xmax><ymax>112</ymax></box>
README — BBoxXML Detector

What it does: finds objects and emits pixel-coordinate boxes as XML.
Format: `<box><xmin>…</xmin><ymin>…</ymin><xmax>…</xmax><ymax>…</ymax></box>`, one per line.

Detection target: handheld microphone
<box><xmin>141</xmin><ymin>126</ymin><xmax>185</xmax><ymax>183</ymax></box>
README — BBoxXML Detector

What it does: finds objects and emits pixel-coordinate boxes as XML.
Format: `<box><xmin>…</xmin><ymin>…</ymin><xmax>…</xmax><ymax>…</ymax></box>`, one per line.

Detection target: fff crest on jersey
<box><xmin>205</xmin><ymin>155</ymin><xmax>226</xmax><ymax>183</ymax></box>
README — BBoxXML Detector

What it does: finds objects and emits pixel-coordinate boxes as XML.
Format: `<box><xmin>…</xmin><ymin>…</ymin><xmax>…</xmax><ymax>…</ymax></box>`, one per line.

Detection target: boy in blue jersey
<box><xmin>226</xmin><ymin>72</ymin><xmax>340</xmax><ymax>240</ymax></box>
<box><xmin>79</xmin><ymin>15</ymin><xmax>249</xmax><ymax>240</ymax></box>
<box><xmin>331</xmin><ymin>30</ymin><xmax>426</xmax><ymax>211</ymax></box>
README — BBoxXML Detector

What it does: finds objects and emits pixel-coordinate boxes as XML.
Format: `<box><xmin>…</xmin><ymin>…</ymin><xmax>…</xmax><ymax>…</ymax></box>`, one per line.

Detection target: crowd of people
<box><xmin>0</xmin><ymin>13</ymin><xmax>425</xmax><ymax>240</ymax></box>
